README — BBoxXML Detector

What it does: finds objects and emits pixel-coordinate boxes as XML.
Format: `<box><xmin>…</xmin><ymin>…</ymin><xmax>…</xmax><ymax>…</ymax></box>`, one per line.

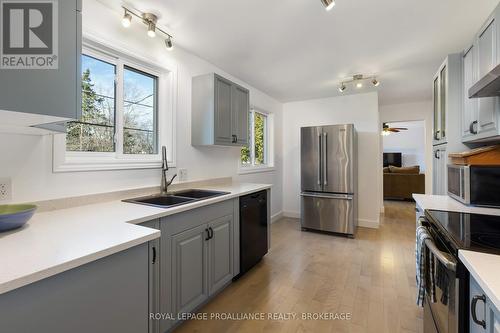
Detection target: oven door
<box><xmin>447</xmin><ymin>165</ymin><xmax>469</xmax><ymax>204</ymax></box>
<box><xmin>424</xmin><ymin>232</ymin><xmax>459</xmax><ymax>333</ymax></box>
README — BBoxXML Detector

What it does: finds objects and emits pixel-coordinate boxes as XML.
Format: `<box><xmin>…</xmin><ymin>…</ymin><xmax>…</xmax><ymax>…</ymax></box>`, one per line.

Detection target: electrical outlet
<box><xmin>0</xmin><ymin>178</ymin><xmax>12</xmax><ymax>201</ymax></box>
<box><xmin>178</xmin><ymin>169</ymin><xmax>188</xmax><ymax>182</ymax></box>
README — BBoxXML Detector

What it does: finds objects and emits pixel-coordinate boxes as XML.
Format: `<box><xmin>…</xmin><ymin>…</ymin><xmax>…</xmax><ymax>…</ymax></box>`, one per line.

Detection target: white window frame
<box><xmin>53</xmin><ymin>36</ymin><xmax>177</xmax><ymax>172</ymax></box>
<box><xmin>238</xmin><ymin>107</ymin><xmax>275</xmax><ymax>174</ymax></box>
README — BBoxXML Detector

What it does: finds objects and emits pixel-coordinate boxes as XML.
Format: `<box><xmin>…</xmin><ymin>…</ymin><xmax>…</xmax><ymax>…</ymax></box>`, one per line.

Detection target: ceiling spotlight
<box><xmin>122</xmin><ymin>10</ymin><xmax>132</xmax><ymax>28</ymax></box>
<box><xmin>338</xmin><ymin>83</ymin><xmax>346</xmax><ymax>93</ymax></box>
<box><xmin>320</xmin><ymin>0</ymin><xmax>336</xmax><ymax>11</ymax></box>
<box><xmin>372</xmin><ymin>78</ymin><xmax>380</xmax><ymax>87</ymax></box>
<box><xmin>147</xmin><ymin>22</ymin><xmax>156</xmax><ymax>37</ymax></box>
<box><xmin>356</xmin><ymin>82</ymin><xmax>363</xmax><ymax>88</ymax></box>
<box><xmin>165</xmin><ymin>37</ymin><xmax>173</xmax><ymax>50</ymax></box>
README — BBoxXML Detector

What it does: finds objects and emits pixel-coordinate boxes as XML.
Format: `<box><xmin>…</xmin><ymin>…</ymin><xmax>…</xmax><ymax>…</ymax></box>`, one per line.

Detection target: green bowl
<box><xmin>0</xmin><ymin>204</ymin><xmax>37</xmax><ymax>232</ymax></box>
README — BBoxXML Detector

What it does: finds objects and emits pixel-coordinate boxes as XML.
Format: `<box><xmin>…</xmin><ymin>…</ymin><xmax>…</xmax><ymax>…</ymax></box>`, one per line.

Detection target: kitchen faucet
<box><xmin>161</xmin><ymin>146</ymin><xmax>177</xmax><ymax>195</ymax></box>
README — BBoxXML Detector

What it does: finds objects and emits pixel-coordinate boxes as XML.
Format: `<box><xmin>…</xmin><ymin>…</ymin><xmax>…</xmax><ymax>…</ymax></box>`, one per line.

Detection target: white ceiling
<box><xmin>107</xmin><ymin>0</ymin><xmax>498</xmax><ymax>105</ymax></box>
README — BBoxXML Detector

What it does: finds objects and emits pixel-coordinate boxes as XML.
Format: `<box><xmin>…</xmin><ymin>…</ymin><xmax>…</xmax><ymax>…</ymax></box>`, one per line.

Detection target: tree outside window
<box><xmin>241</xmin><ymin>110</ymin><xmax>268</xmax><ymax>166</ymax></box>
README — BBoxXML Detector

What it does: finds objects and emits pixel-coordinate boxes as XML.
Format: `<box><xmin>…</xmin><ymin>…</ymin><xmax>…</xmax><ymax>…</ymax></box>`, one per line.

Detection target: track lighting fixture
<box><xmin>121</xmin><ymin>7</ymin><xmax>174</xmax><ymax>50</ymax></box>
<box><xmin>122</xmin><ymin>9</ymin><xmax>132</xmax><ymax>28</ymax></box>
<box><xmin>337</xmin><ymin>74</ymin><xmax>380</xmax><ymax>93</ymax></box>
<box><xmin>165</xmin><ymin>37</ymin><xmax>174</xmax><ymax>50</ymax></box>
<box><xmin>320</xmin><ymin>0</ymin><xmax>336</xmax><ymax>11</ymax></box>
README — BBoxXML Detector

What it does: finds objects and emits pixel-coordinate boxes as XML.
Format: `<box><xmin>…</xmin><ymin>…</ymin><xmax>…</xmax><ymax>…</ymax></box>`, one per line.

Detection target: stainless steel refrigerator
<box><xmin>300</xmin><ymin>124</ymin><xmax>358</xmax><ymax>236</ymax></box>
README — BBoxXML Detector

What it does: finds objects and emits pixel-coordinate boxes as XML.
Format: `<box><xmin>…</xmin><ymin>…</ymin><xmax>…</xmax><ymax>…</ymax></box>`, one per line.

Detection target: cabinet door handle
<box><xmin>208</xmin><ymin>227</ymin><xmax>214</xmax><ymax>239</ymax></box>
<box><xmin>231</xmin><ymin>135</ymin><xmax>237</xmax><ymax>143</ymax></box>
<box><xmin>434</xmin><ymin>129</ymin><xmax>441</xmax><ymax>140</ymax></box>
<box><xmin>205</xmin><ymin>228</ymin><xmax>210</xmax><ymax>241</ymax></box>
<box><xmin>152</xmin><ymin>246</ymin><xmax>157</xmax><ymax>264</ymax></box>
<box><xmin>471</xmin><ymin>294</ymin><xmax>486</xmax><ymax>329</ymax></box>
<box><xmin>435</xmin><ymin>151</ymin><xmax>440</xmax><ymax>159</ymax></box>
<box><xmin>470</xmin><ymin>120</ymin><xmax>478</xmax><ymax>135</ymax></box>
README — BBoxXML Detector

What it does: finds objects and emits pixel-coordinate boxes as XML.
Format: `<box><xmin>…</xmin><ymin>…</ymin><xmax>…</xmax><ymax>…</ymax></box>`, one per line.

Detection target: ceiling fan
<box><xmin>382</xmin><ymin>123</ymin><xmax>408</xmax><ymax>135</ymax></box>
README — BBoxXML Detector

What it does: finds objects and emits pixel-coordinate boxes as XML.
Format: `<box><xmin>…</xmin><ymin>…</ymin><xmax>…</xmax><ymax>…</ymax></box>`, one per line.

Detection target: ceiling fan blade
<box><xmin>389</xmin><ymin>129</ymin><xmax>400</xmax><ymax>132</ymax></box>
<box><xmin>392</xmin><ymin>127</ymin><xmax>408</xmax><ymax>130</ymax></box>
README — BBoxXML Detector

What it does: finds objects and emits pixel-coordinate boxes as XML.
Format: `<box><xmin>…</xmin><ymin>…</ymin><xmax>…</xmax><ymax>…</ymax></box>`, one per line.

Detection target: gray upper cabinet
<box><xmin>0</xmin><ymin>0</ymin><xmax>82</xmax><ymax>130</ymax></box>
<box><xmin>192</xmin><ymin>73</ymin><xmax>250</xmax><ymax>146</ymax></box>
<box><xmin>208</xmin><ymin>216</ymin><xmax>233</xmax><ymax>295</ymax></box>
<box><xmin>462</xmin><ymin>3</ymin><xmax>500</xmax><ymax>143</ymax></box>
<box><xmin>432</xmin><ymin>144</ymin><xmax>448</xmax><ymax>195</ymax></box>
<box><xmin>172</xmin><ymin>224</ymin><xmax>209</xmax><ymax>316</ymax></box>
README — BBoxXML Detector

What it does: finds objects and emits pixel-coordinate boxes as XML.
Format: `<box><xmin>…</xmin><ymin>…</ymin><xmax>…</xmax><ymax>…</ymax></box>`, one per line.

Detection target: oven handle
<box><xmin>418</xmin><ymin>218</ymin><xmax>457</xmax><ymax>271</ymax></box>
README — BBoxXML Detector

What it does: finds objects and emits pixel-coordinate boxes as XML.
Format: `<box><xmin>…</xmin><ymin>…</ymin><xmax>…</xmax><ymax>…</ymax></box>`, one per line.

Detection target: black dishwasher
<box><xmin>238</xmin><ymin>190</ymin><xmax>268</xmax><ymax>277</ymax></box>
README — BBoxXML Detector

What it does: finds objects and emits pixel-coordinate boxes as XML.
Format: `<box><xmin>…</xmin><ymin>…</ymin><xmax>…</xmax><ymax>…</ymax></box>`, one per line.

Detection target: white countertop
<box><xmin>413</xmin><ymin>194</ymin><xmax>500</xmax><ymax>216</ymax></box>
<box><xmin>459</xmin><ymin>250</ymin><xmax>500</xmax><ymax>312</ymax></box>
<box><xmin>0</xmin><ymin>182</ymin><xmax>271</xmax><ymax>295</ymax></box>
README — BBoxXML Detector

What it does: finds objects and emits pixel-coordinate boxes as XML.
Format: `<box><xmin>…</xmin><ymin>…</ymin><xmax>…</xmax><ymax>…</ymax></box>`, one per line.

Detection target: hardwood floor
<box><xmin>175</xmin><ymin>201</ymin><xmax>422</xmax><ymax>333</ymax></box>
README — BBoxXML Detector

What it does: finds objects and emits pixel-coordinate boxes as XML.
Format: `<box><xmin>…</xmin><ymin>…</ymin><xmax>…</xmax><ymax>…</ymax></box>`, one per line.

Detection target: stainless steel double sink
<box><xmin>123</xmin><ymin>189</ymin><xmax>230</xmax><ymax>208</ymax></box>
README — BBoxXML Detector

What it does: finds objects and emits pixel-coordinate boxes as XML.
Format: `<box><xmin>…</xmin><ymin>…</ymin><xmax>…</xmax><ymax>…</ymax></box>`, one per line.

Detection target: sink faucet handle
<box><xmin>167</xmin><ymin>174</ymin><xmax>177</xmax><ymax>186</ymax></box>
<box><xmin>162</xmin><ymin>146</ymin><xmax>168</xmax><ymax>170</ymax></box>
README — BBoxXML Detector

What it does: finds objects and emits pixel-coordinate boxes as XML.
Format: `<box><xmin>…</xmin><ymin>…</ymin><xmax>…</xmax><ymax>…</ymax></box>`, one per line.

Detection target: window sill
<box><xmin>53</xmin><ymin>158</ymin><xmax>167</xmax><ymax>173</ymax></box>
<box><xmin>237</xmin><ymin>165</ymin><xmax>276</xmax><ymax>175</ymax></box>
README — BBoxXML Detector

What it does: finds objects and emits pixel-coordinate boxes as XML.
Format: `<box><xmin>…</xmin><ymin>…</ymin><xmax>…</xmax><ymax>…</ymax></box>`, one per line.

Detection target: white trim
<box><xmin>271</xmin><ymin>211</ymin><xmax>283</xmax><ymax>223</ymax></box>
<box><xmin>358</xmin><ymin>218</ymin><xmax>380</xmax><ymax>229</ymax></box>
<box><xmin>238</xmin><ymin>166</ymin><xmax>276</xmax><ymax>175</ymax></box>
<box><xmin>53</xmin><ymin>34</ymin><xmax>177</xmax><ymax>173</ymax></box>
<box><xmin>283</xmin><ymin>211</ymin><xmax>301</xmax><ymax>219</ymax></box>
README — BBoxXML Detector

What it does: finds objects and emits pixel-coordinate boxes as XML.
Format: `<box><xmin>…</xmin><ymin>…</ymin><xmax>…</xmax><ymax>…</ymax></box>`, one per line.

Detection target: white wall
<box><xmin>0</xmin><ymin>0</ymin><xmax>283</xmax><ymax>217</ymax></box>
<box><xmin>383</xmin><ymin>121</ymin><xmax>426</xmax><ymax>171</ymax></box>
<box><xmin>282</xmin><ymin>92</ymin><xmax>382</xmax><ymax>228</ymax></box>
<box><xmin>379</xmin><ymin>101</ymin><xmax>433</xmax><ymax>194</ymax></box>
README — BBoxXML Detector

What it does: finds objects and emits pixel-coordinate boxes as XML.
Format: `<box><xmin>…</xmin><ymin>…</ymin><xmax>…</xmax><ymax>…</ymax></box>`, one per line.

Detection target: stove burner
<box><xmin>471</xmin><ymin>232</ymin><xmax>500</xmax><ymax>250</ymax></box>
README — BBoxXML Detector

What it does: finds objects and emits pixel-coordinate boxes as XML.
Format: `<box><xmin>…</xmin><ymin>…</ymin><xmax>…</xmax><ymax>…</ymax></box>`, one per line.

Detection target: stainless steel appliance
<box><xmin>447</xmin><ymin>165</ymin><xmax>500</xmax><ymax>207</ymax></box>
<box><xmin>300</xmin><ymin>124</ymin><xmax>357</xmax><ymax>236</ymax></box>
<box><xmin>420</xmin><ymin>210</ymin><xmax>500</xmax><ymax>333</ymax></box>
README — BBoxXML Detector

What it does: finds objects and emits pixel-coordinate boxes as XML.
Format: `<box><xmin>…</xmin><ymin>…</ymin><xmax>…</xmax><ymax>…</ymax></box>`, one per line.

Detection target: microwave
<box><xmin>447</xmin><ymin>165</ymin><xmax>500</xmax><ymax>207</ymax></box>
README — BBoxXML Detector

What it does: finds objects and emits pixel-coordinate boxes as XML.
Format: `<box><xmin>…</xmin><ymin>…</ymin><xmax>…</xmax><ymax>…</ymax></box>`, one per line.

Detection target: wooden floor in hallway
<box><xmin>175</xmin><ymin>200</ymin><xmax>422</xmax><ymax>333</ymax></box>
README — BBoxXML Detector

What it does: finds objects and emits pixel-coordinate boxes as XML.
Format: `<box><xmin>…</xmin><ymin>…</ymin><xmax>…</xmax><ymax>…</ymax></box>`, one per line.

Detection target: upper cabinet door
<box><xmin>232</xmin><ymin>84</ymin><xmax>249</xmax><ymax>146</ymax></box>
<box><xmin>214</xmin><ymin>75</ymin><xmax>233</xmax><ymax>145</ymax></box>
<box><xmin>433</xmin><ymin>76</ymin><xmax>441</xmax><ymax>143</ymax></box>
<box><xmin>0</xmin><ymin>0</ymin><xmax>81</xmax><ymax>122</ymax></box>
<box><xmin>478</xmin><ymin>18</ymin><xmax>497</xmax><ymax>78</ymax></box>
<box><xmin>439</xmin><ymin>65</ymin><xmax>447</xmax><ymax>141</ymax></box>
<box><xmin>463</xmin><ymin>45</ymin><xmax>479</xmax><ymax>139</ymax></box>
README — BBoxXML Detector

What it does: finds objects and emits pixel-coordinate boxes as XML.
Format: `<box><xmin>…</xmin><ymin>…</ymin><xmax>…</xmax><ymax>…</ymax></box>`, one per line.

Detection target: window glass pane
<box><xmin>254</xmin><ymin>112</ymin><xmax>266</xmax><ymax>165</ymax></box>
<box><xmin>66</xmin><ymin>54</ymin><xmax>116</xmax><ymax>152</ymax></box>
<box><xmin>123</xmin><ymin>66</ymin><xmax>158</xmax><ymax>155</ymax></box>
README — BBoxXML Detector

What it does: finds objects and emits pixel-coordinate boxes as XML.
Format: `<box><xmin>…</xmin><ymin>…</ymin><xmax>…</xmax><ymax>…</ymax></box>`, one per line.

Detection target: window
<box><xmin>53</xmin><ymin>40</ymin><xmax>175</xmax><ymax>173</ymax></box>
<box><xmin>66</xmin><ymin>53</ymin><xmax>158</xmax><ymax>155</ymax></box>
<box><xmin>240</xmin><ymin>109</ymin><xmax>273</xmax><ymax>172</ymax></box>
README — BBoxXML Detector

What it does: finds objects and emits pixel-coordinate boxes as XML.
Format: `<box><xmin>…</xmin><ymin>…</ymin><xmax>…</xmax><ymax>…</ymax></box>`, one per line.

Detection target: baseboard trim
<box><xmin>271</xmin><ymin>211</ymin><xmax>283</xmax><ymax>223</ymax></box>
<box><xmin>283</xmin><ymin>211</ymin><xmax>300</xmax><ymax>219</ymax></box>
<box><xmin>380</xmin><ymin>206</ymin><xmax>385</xmax><ymax>214</ymax></box>
<box><xmin>358</xmin><ymin>218</ymin><xmax>379</xmax><ymax>229</ymax></box>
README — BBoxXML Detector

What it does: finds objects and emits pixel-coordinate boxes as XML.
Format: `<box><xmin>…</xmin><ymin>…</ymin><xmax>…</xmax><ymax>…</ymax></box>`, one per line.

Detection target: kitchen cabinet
<box><xmin>0</xmin><ymin>0</ymin><xmax>82</xmax><ymax>133</ymax></box>
<box><xmin>192</xmin><ymin>73</ymin><xmax>250</xmax><ymax>146</ymax></box>
<box><xmin>432</xmin><ymin>144</ymin><xmax>448</xmax><ymax>195</ymax></box>
<box><xmin>432</xmin><ymin>54</ymin><xmax>464</xmax><ymax>150</ymax></box>
<box><xmin>0</xmin><ymin>244</ymin><xmax>149</xmax><ymax>333</ymax></box>
<box><xmin>140</xmin><ymin>220</ymin><xmax>160</xmax><ymax>333</ymax></box>
<box><xmin>158</xmin><ymin>199</ymin><xmax>237</xmax><ymax>332</ymax></box>
<box><xmin>470</xmin><ymin>275</ymin><xmax>500</xmax><ymax>333</ymax></box>
<box><xmin>462</xmin><ymin>3</ymin><xmax>500</xmax><ymax>143</ymax></box>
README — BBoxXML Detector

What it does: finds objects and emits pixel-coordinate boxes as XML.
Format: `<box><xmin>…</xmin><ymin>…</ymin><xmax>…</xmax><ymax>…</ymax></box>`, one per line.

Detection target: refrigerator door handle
<box><xmin>323</xmin><ymin>132</ymin><xmax>328</xmax><ymax>186</ymax></box>
<box><xmin>301</xmin><ymin>192</ymin><xmax>353</xmax><ymax>200</ymax></box>
<box><xmin>318</xmin><ymin>133</ymin><xmax>322</xmax><ymax>186</ymax></box>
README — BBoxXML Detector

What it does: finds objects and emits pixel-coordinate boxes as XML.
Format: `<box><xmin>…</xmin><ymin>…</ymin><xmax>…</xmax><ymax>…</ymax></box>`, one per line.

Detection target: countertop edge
<box><xmin>459</xmin><ymin>250</ymin><xmax>500</xmax><ymax>313</ymax></box>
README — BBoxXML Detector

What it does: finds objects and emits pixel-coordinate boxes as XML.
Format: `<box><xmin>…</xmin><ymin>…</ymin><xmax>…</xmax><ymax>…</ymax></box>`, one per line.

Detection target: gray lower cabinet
<box><xmin>141</xmin><ymin>220</ymin><xmax>161</xmax><ymax>333</ymax></box>
<box><xmin>432</xmin><ymin>144</ymin><xmax>448</xmax><ymax>195</ymax></box>
<box><xmin>208</xmin><ymin>216</ymin><xmax>234</xmax><ymax>295</ymax></box>
<box><xmin>0</xmin><ymin>244</ymin><xmax>149</xmax><ymax>333</ymax></box>
<box><xmin>470</xmin><ymin>275</ymin><xmax>500</xmax><ymax>333</ymax></box>
<box><xmin>158</xmin><ymin>199</ymin><xmax>237</xmax><ymax>332</ymax></box>
<box><xmin>172</xmin><ymin>224</ymin><xmax>209</xmax><ymax>316</ymax></box>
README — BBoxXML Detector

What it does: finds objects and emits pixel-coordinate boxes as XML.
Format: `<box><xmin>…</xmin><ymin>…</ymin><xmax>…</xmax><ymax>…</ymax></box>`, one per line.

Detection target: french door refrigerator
<box><xmin>300</xmin><ymin>124</ymin><xmax>358</xmax><ymax>236</ymax></box>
